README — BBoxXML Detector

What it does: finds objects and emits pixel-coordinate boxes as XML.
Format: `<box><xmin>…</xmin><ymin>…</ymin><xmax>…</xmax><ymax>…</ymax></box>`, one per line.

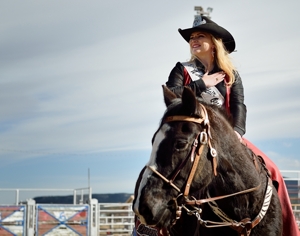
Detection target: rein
<box><xmin>181</xmin><ymin>177</ymin><xmax>273</xmax><ymax>236</ymax></box>
<box><xmin>146</xmin><ymin>104</ymin><xmax>271</xmax><ymax>235</ymax></box>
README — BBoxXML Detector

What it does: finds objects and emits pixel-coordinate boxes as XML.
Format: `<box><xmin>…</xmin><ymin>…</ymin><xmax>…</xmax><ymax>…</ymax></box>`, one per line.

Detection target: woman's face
<box><xmin>189</xmin><ymin>31</ymin><xmax>214</xmax><ymax>57</ymax></box>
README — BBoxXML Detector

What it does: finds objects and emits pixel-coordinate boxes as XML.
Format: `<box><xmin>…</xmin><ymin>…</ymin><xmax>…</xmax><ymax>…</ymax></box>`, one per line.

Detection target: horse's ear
<box><xmin>162</xmin><ymin>85</ymin><xmax>177</xmax><ymax>107</ymax></box>
<box><xmin>182</xmin><ymin>87</ymin><xmax>198</xmax><ymax>115</ymax></box>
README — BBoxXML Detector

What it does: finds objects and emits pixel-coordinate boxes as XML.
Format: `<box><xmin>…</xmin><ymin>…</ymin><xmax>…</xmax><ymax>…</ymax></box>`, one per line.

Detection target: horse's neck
<box><xmin>215</xmin><ymin>133</ymin><xmax>262</xmax><ymax>189</ymax></box>
<box><xmin>217</xmin><ymin>156</ymin><xmax>263</xmax><ymax>190</ymax></box>
<box><xmin>206</xmin><ymin>153</ymin><xmax>266</xmax><ymax>219</ymax></box>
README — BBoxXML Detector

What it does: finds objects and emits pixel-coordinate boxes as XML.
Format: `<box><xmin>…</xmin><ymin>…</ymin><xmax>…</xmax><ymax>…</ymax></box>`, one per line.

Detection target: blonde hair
<box><xmin>190</xmin><ymin>34</ymin><xmax>236</xmax><ymax>86</ymax></box>
<box><xmin>212</xmin><ymin>37</ymin><xmax>235</xmax><ymax>86</ymax></box>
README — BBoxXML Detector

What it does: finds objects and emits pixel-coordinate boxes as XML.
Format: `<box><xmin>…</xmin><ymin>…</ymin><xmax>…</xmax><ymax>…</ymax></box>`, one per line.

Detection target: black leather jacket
<box><xmin>166</xmin><ymin>60</ymin><xmax>247</xmax><ymax>136</ymax></box>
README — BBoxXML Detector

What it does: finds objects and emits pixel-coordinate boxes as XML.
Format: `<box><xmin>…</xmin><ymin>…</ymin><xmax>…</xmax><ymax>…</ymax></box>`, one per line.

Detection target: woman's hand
<box><xmin>202</xmin><ymin>71</ymin><xmax>225</xmax><ymax>87</ymax></box>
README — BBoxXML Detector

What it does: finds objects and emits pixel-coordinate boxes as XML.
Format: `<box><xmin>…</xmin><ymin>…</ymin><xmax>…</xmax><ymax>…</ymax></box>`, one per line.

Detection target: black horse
<box><xmin>133</xmin><ymin>86</ymin><xmax>282</xmax><ymax>236</ymax></box>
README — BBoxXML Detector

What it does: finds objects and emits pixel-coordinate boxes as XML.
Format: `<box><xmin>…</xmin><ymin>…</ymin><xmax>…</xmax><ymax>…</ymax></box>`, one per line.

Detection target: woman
<box><xmin>165</xmin><ymin>15</ymin><xmax>299</xmax><ymax>236</ymax></box>
<box><xmin>166</xmin><ymin>15</ymin><xmax>245</xmax><ymax>142</ymax></box>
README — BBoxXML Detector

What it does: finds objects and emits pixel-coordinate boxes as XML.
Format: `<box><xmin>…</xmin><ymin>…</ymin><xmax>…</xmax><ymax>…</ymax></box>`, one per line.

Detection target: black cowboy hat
<box><xmin>178</xmin><ymin>15</ymin><xmax>236</xmax><ymax>53</ymax></box>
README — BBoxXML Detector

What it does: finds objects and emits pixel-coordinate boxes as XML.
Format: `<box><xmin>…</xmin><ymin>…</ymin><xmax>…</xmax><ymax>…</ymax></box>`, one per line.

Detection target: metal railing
<box><xmin>99</xmin><ymin>203</ymin><xmax>135</xmax><ymax>236</ymax></box>
<box><xmin>0</xmin><ymin>187</ymin><xmax>92</xmax><ymax>205</ymax></box>
<box><xmin>0</xmin><ymin>172</ymin><xmax>300</xmax><ymax>234</ymax></box>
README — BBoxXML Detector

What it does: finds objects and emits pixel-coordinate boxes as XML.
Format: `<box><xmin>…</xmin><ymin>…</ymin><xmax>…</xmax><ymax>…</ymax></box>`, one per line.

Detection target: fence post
<box><xmin>73</xmin><ymin>190</ymin><xmax>77</xmax><ymax>204</ymax></box>
<box><xmin>89</xmin><ymin>198</ymin><xmax>99</xmax><ymax>236</ymax></box>
<box><xmin>15</xmin><ymin>189</ymin><xmax>19</xmax><ymax>205</ymax></box>
<box><xmin>26</xmin><ymin>199</ymin><xmax>35</xmax><ymax>236</ymax></box>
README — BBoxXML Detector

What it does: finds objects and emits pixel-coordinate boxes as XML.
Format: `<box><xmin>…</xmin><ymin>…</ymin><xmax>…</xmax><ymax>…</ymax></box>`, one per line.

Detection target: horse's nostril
<box><xmin>138</xmin><ymin>205</ymin><xmax>153</xmax><ymax>223</ymax></box>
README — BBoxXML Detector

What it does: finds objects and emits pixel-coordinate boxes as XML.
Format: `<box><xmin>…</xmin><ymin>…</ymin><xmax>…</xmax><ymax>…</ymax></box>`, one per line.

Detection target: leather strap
<box><xmin>147</xmin><ymin>165</ymin><xmax>181</xmax><ymax>192</ymax></box>
<box><xmin>184</xmin><ymin>144</ymin><xmax>204</xmax><ymax>197</ymax></box>
<box><xmin>164</xmin><ymin>116</ymin><xmax>204</xmax><ymax>124</ymax></box>
<box><xmin>185</xmin><ymin>183</ymin><xmax>261</xmax><ymax>205</ymax></box>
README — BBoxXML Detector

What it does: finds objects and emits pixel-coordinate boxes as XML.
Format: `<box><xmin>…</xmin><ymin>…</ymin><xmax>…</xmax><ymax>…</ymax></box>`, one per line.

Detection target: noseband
<box><xmin>146</xmin><ymin>104</ymin><xmax>272</xmax><ymax>236</ymax></box>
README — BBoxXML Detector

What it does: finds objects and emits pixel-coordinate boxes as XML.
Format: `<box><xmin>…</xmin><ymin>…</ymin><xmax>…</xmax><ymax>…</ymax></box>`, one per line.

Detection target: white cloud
<box><xmin>267</xmin><ymin>151</ymin><xmax>300</xmax><ymax>171</ymax></box>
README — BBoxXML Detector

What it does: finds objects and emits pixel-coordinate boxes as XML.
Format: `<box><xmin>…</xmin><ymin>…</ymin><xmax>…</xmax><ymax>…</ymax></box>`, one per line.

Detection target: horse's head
<box><xmin>133</xmin><ymin>86</ymin><xmax>222</xmax><ymax>228</ymax></box>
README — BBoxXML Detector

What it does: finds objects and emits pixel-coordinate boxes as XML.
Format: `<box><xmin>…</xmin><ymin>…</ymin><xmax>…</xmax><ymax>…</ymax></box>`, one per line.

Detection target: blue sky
<box><xmin>1</xmin><ymin>0</ymin><xmax>300</xmax><ymax>204</ymax></box>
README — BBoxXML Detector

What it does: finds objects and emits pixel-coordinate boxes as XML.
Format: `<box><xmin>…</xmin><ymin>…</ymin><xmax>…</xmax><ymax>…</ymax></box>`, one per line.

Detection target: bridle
<box><xmin>146</xmin><ymin>104</ymin><xmax>273</xmax><ymax>236</ymax></box>
<box><xmin>147</xmin><ymin>103</ymin><xmax>217</xmax><ymax>193</ymax></box>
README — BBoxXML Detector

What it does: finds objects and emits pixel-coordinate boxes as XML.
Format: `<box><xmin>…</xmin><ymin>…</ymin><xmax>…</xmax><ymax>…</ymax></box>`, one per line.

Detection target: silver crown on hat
<box><xmin>193</xmin><ymin>15</ymin><xmax>206</xmax><ymax>27</ymax></box>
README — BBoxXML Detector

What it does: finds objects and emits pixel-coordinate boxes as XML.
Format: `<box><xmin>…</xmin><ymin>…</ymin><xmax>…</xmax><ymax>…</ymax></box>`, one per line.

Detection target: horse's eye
<box><xmin>174</xmin><ymin>140</ymin><xmax>189</xmax><ymax>151</ymax></box>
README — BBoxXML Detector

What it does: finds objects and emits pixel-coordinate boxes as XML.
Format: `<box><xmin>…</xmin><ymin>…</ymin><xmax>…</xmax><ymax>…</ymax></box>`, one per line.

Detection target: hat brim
<box><xmin>178</xmin><ymin>23</ymin><xmax>235</xmax><ymax>53</ymax></box>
